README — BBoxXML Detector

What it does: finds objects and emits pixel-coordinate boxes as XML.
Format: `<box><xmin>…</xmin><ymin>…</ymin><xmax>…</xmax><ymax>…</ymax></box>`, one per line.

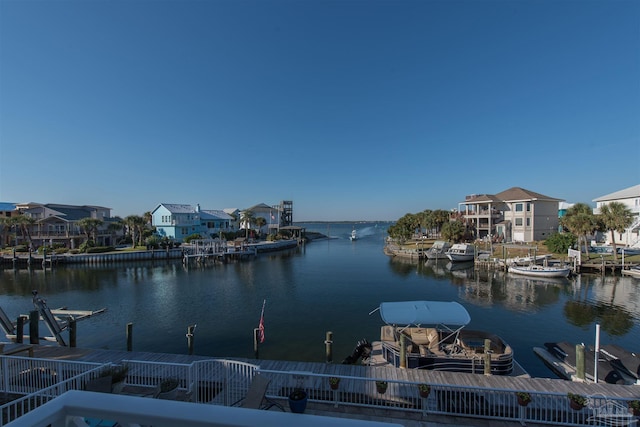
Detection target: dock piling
<box><xmin>325</xmin><ymin>331</ymin><xmax>333</xmax><ymax>363</ymax></box>
<box><xmin>576</xmin><ymin>344</ymin><xmax>585</xmax><ymax>381</ymax></box>
<box><xmin>187</xmin><ymin>324</ymin><xmax>196</xmax><ymax>355</ymax></box>
<box><xmin>126</xmin><ymin>323</ymin><xmax>133</xmax><ymax>351</ymax></box>
<box><xmin>69</xmin><ymin>318</ymin><xmax>77</xmax><ymax>347</ymax></box>
<box><xmin>16</xmin><ymin>316</ymin><xmax>24</xmax><ymax>343</ymax></box>
<box><xmin>29</xmin><ymin>310</ymin><xmax>39</xmax><ymax>344</ymax></box>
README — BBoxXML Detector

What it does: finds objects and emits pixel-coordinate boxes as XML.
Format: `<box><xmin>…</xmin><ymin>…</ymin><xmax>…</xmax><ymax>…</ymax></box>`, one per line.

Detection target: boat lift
<box><xmin>0</xmin><ymin>291</ymin><xmax>106</xmax><ymax>346</ymax></box>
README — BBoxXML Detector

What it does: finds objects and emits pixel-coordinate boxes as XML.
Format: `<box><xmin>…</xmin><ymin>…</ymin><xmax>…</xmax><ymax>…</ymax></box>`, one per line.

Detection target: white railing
<box><xmin>0</xmin><ymin>356</ymin><xmax>106</xmax><ymax>426</ymax></box>
<box><xmin>3</xmin><ymin>356</ymin><xmax>638</xmax><ymax>427</ymax></box>
<box><xmin>257</xmin><ymin>369</ymin><xmax>638</xmax><ymax>427</ymax></box>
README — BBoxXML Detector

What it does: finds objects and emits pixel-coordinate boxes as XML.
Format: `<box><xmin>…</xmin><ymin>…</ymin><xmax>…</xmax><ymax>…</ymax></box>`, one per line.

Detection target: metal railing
<box><xmin>2</xmin><ymin>355</ymin><xmax>638</xmax><ymax>427</ymax></box>
<box><xmin>257</xmin><ymin>369</ymin><xmax>638</xmax><ymax>426</ymax></box>
<box><xmin>0</xmin><ymin>356</ymin><xmax>106</xmax><ymax>426</ymax></box>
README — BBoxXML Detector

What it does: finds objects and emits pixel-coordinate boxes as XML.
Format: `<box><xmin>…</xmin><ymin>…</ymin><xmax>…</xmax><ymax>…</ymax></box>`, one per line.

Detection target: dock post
<box><xmin>187</xmin><ymin>324</ymin><xmax>196</xmax><ymax>355</ymax></box>
<box><xmin>325</xmin><ymin>331</ymin><xmax>333</xmax><ymax>363</ymax></box>
<box><xmin>484</xmin><ymin>339</ymin><xmax>492</xmax><ymax>375</ymax></box>
<box><xmin>399</xmin><ymin>334</ymin><xmax>406</xmax><ymax>369</ymax></box>
<box><xmin>575</xmin><ymin>344</ymin><xmax>585</xmax><ymax>381</ymax></box>
<box><xmin>16</xmin><ymin>316</ymin><xmax>24</xmax><ymax>343</ymax></box>
<box><xmin>126</xmin><ymin>323</ymin><xmax>133</xmax><ymax>351</ymax></box>
<box><xmin>253</xmin><ymin>328</ymin><xmax>260</xmax><ymax>359</ymax></box>
<box><xmin>69</xmin><ymin>318</ymin><xmax>77</xmax><ymax>347</ymax></box>
<box><xmin>29</xmin><ymin>310</ymin><xmax>39</xmax><ymax>344</ymax></box>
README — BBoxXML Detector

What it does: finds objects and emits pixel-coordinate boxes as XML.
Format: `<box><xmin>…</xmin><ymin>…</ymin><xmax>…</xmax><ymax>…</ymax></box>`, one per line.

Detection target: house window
<box><xmin>515</xmin><ymin>218</ymin><xmax>523</xmax><ymax>226</ymax></box>
<box><xmin>515</xmin><ymin>204</ymin><xmax>523</xmax><ymax>212</ymax></box>
<box><xmin>526</xmin><ymin>218</ymin><xmax>530</xmax><ymax>226</ymax></box>
<box><xmin>526</xmin><ymin>203</ymin><xmax>531</xmax><ymax>212</ymax></box>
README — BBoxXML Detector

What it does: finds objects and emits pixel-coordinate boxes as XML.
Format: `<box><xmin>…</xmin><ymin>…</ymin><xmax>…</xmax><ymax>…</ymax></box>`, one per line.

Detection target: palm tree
<box><xmin>0</xmin><ymin>217</ymin><xmax>10</xmax><ymax>248</ymax></box>
<box><xmin>598</xmin><ymin>202</ymin><xmax>634</xmax><ymax>261</ymax></box>
<box><xmin>561</xmin><ymin>203</ymin><xmax>597</xmax><ymax>259</ymax></box>
<box><xmin>255</xmin><ymin>217</ymin><xmax>267</xmax><ymax>236</ymax></box>
<box><xmin>76</xmin><ymin>218</ymin><xmax>104</xmax><ymax>245</ymax></box>
<box><xmin>240</xmin><ymin>210</ymin><xmax>255</xmax><ymax>238</ymax></box>
<box><xmin>441</xmin><ymin>220</ymin><xmax>466</xmax><ymax>243</ymax></box>
<box><xmin>432</xmin><ymin>210</ymin><xmax>451</xmax><ymax>237</ymax></box>
<box><xmin>11</xmin><ymin>215</ymin><xmax>35</xmax><ymax>248</ymax></box>
<box><xmin>124</xmin><ymin>215</ymin><xmax>147</xmax><ymax>248</ymax></box>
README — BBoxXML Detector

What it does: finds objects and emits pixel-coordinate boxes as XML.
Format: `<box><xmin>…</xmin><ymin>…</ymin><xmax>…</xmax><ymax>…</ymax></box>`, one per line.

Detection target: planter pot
<box><xmin>419</xmin><ymin>389</ymin><xmax>430</xmax><ymax>398</ymax></box>
<box><xmin>569</xmin><ymin>400</ymin><xmax>585</xmax><ymax>411</ymax></box>
<box><xmin>158</xmin><ymin>387</ymin><xmax>178</xmax><ymax>400</ymax></box>
<box><xmin>376</xmin><ymin>385</ymin><xmax>388</xmax><ymax>394</ymax></box>
<box><xmin>330</xmin><ymin>383</ymin><xmax>339</xmax><ymax>391</ymax></box>
<box><xmin>289</xmin><ymin>392</ymin><xmax>308</xmax><ymax>413</ymax></box>
<box><xmin>629</xmin><ymin>407</ymin><xmax>639</xmax><ymax>416</ymax></box>
<box><xmin>111</xmin><ymin>381</ymin><xmax>125</xmax><ymax>394</ymax></box>
<box><xmin>517</xmin><ymin>395</ymin><xmax>530</xmax><ymax>407</ymax></box>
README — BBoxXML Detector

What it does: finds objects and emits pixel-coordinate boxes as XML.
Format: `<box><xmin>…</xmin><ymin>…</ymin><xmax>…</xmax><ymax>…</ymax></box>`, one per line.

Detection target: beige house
<box><xmin>457</xmin><ymin>187</ymin><xmax>562</xmax><ymax>243</ymax></box>
<box><xmin>592</xmin><ymin>184</ymin><xmax>640</xmax><ymax>247</ymax></box>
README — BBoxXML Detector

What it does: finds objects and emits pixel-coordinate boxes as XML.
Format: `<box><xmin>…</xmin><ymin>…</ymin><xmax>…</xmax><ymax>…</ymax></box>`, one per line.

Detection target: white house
<box><xmin>592</xmin><ymin>184</ymin><xmax>640</xmax><ymax>247</ymax></box>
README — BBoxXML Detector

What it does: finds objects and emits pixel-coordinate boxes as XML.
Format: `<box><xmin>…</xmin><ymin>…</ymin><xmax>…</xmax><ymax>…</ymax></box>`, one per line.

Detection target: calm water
<box><xmin>1</xmin><ymin>221</ymin><xmax>638</xmax><ymax>379</ymax></box>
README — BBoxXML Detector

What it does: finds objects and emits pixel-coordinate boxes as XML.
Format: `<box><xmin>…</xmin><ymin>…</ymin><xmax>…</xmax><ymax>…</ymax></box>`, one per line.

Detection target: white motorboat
<box><xmin>425</xmin><ymin>240</ymin><xmax>451</xmax><ymax>260</ymax></box>
<box><xmin>445</xmin><ymin>243</ymin><xmax>475</xmax><ymax>262</ymax></box>
<box><xmin>366</xmin><ymin>300</ymin><xmax>520</xmax><ymax>376</ymax></box>
<box><xmin>349</xmin><ymin>229</ymin><xmax>357</xmax><ymax>241</ymax></box>
<box><xmin>508</xmin><ymin>265</ymin><xmax>571</xmax><ymax>278</ymax></box>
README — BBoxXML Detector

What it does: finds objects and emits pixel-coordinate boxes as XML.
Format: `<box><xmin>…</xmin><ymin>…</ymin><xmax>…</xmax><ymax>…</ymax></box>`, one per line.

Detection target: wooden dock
<box><xmin>22</xmin><ymin>344</ymin><xmax>640</xmax><ymax>401</ymax></box>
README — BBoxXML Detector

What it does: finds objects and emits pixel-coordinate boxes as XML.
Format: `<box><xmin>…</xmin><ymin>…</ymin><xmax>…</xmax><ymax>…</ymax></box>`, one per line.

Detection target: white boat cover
<box><xmin>378</xmin><ymin>301</ymin><xmax>471</xmax><ymax>326</ymax></box>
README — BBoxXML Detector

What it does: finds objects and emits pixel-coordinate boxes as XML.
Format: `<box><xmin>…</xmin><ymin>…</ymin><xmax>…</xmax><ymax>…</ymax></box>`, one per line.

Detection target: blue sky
<box><xmin>1</xmin><ymin>0</ymin><xmax>638</xmax><ymax>221</ymax></box>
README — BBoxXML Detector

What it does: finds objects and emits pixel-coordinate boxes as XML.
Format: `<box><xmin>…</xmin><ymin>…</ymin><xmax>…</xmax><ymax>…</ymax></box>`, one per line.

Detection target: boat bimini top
<box><xmin>372</xmin><ymin>300</ymin><xmax>471</xmax><ymax>329</ymax></box>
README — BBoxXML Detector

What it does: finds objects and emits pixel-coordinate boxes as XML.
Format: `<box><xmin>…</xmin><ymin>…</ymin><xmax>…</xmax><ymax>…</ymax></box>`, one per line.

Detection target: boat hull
<box><xmin>508</xmin><ymin>265</ymin><xmax>570</xmax><ymax>278</ymax></box>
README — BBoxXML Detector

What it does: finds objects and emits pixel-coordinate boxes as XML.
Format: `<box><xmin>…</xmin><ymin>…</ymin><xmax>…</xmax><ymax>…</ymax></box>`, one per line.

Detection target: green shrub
<box><xmin>544</xmin><ymin>232</ymin><xmax>576</xmax><ymax>254</ymax></box>
<box><xmin>85</xmin><ymin>246</ymin><xmax>115</xmax><ymax>254</ymax></box>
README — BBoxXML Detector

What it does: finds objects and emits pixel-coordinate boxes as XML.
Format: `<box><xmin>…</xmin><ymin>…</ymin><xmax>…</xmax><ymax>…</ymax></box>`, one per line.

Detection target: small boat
<box><xmin>508</xmin><ymin>265</ymin><xmax>571</xmax><ymax>278</ymax></box>
<box><xmin>533</xmin><ymin>341</ymin><xmax>640</xmax><ymax>385</ymax></box>
<box><xmin>425</xmin><ymin>241</ymin><xmax>451</xmax><ymax>260</ymax></box>
<box><xmin>349</xmin><ymin>229</ymin><xmax>358</xmax><ymax>241</ymax></box>
<box><xmin>445</xmin><ymin>243</ymin><xmax>475</xmax><ymax>262</ymax></box>
<box><xmin>622</xmin><ymin>266</ymin><xmax>640</xmax><ymax>278</ymax></box>
<box><xmin>367</xmin><ymin>300</ymin><xmax>524</xmax><ymax>376</ymax></box>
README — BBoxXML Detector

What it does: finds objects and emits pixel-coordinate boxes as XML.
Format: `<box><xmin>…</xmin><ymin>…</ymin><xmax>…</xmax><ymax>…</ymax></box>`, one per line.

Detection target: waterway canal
<box><xmin>1</xmin><ymin>221</ymin><xmax>638</xmax><ymax>379</ymax></box>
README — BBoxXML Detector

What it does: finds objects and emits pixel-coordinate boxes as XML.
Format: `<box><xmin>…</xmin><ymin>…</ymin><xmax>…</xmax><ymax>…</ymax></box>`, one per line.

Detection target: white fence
<box><xmin>0</xmin><ymin>355</ymin><xmax>106</xmax><ymax>426</ymax></box>
<box><xmin>257</xmin><ymin>369</ymin><xmax>638</xmax><ymax>427</ymax></box>
<box><xmin>2</xmin><ymin>355</ymin><xmax>638</xmax><ymax>427</ymax></box>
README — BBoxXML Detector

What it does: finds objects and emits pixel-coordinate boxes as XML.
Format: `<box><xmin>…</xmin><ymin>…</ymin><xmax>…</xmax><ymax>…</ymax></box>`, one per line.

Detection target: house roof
<box><xmin>463</xmin><ymin>194</ymin><xmax>501</xmax><ymax>203</ymax></box>
<box><xmin>593</xmin><ymin>184</ymin><xmax>640</xmax><ymax>202</ymax></box>
<box><xmin>0</xmin><ymin>202</ymin><xmax>16</xmax><ymax>211</ymax></box>
<box><xmin>247</xmin><ymin>203</ymin><xmax>274</xmax><ymax>211</ymax></box>
<box><xmin>494</xmin><ymin>187</ymin><xmax>562</xmax><ymax>202</ymax></box>
<box><xmin>200</xmin><ymin>210</ymin><xmax>234</xmax><ymax>220</ymax></box>
<box><xmin>157</xmin><ymin>203</ymin><xmax>197</xmax><ymax>214</ymax></box>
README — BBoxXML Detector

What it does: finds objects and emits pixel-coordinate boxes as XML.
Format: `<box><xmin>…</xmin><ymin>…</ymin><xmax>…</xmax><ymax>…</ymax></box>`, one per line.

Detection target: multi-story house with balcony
<box><xmin>13</xmin><ymin>202</ymin><xmax>121</xmax><ymax>249</ymax></box>
<box><xmin>456</xmin><ymin>187</ymin><xmax>562</xmax><ymax>243</ymax></box>
<box><xmin>592</xmin><ymin>184</ymin><xmax>640</xmax><ymax>247</ymax></box>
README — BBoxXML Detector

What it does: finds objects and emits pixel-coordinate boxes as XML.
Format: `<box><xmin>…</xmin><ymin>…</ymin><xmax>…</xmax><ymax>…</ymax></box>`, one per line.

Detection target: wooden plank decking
<box><xmin>23</xmin><ymin>344</ymin><xmax>640</xmax><ymax>401</ymax></box>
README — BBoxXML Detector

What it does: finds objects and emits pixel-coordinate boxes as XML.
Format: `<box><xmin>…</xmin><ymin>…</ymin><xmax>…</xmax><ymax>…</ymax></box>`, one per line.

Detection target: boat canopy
<box><xmin>378</xmin><ymin>301</ymin><xmax>471</xmax><ymax>327</ymax></box>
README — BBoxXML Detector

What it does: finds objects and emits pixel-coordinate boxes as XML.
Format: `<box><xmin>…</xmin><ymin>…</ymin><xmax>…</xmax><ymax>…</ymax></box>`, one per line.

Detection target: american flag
<box><xmin>258</xmin><ymin>300</ymin><xmax>266</xmax><ymax>343</ymax></box>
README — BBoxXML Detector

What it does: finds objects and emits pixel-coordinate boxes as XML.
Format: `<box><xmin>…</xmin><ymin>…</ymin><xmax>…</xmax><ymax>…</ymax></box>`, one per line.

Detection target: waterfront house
<box><xmin>592</xmin><ymin>184</ymin><xmax>640</xmax><ymax>247</ymax></box>
<box><xmin>11</xmin><ymin>202</ymin><xmax>121</xmax><ymax>249</ymax></box>
<box><xmin>200</xmin><ymin>209</ymin><xmax>236</xmax><ymax>237</ymax></box>
<box><xmin>152</xmin><ymin>203</ymin><xmax>207</xmax><ymax>242</ymax></box>
<box><xmin>456</xmin><ymin>187</ymin><xmax>563</xmax><ymax>243</ymax></box>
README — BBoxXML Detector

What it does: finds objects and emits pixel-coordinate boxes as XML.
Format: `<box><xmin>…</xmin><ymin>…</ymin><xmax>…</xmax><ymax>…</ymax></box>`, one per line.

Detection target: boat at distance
<box><xmin>445</xmin><ymin>243</ymin><xmax>475</xmax><ymax>262</ymax></box>
<box><xmin>508</xmin><ymin>265</ymin><xmax>571</xmax><ymax>278</ymax></box>
<box><xmin>425</xmin><ymin>240</ymin><xmax>451</xmax><ymax>260</ymax></box>
<box><xmin>349</xmin><ymin>229</ymin><xmax>357</xmax><ymax>241</ymax></box>
<box><xmin>533</xmin><ymin>342</ymin><xmax>640</xmax><ymax>385</ymax></box>
<box><xmin>367</xmin><ymin>300</ymin><xmax>527</xmax><ymax>376</ymax></box>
